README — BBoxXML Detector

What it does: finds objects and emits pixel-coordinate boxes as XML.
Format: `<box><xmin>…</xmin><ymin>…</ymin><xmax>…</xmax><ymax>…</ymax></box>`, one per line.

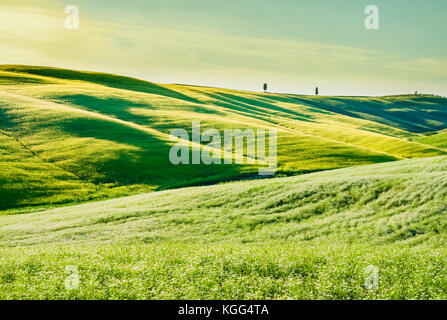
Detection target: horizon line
<box><xmin>1</xmin><ymin>64</ymin><xmax>445</xmax><ymax>99</ymax></box>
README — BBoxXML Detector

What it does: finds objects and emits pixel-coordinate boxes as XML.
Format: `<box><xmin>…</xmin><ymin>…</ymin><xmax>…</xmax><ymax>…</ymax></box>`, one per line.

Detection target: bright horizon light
<box><xmin>0</xmin><ymin>0</ymin><xmax>446</xmax><ymax>96</ymax></box>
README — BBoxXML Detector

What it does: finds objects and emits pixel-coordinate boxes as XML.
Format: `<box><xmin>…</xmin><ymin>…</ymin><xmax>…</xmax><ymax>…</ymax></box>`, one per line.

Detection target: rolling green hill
<box><xmin>3</xmin><ymin>155</ymin><xmax>447</xmax><ymax>247</ymax></box>
<box><xmin>1</xmin><ymin>155</ymin><xmax>447</xmax><ymax>299</ymax></box>
<box><xmin>1</xmin><ymin>66</ymin><xmax>447</xmax><ymax>299</ymax></box>
<box><xmin>1</xmin><ymin>65</ymin><xmax>446</xmax><ymax>212</ymax></box>
<box><xmin>415</xmin><ymin>129</ymin><xmax>447</xmax><ymax>149</ymax></box>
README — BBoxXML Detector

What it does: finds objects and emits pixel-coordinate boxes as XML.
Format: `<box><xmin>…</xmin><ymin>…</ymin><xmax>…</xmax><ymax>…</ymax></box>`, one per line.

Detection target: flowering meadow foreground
<box><xmin>1</xmin><ymin>156</ymin><xmax>447</xmax><ymax>299</ymax></box>
<box><xmin>1</xmin><ymin>66</ymin><xmax>447</xmax><ymax>299</ymax></box>
<box><xmin>1</xmin><ymin>244</ymin><xmax>447</xmax><ymax>299</ymax></box>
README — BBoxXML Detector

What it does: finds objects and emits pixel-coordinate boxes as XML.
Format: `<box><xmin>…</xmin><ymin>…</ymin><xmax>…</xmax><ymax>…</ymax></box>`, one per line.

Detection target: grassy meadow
<box><xmin>1</xmin><ymin>66</ymin><xmax>447</xmax><ymax>299</ymax></box>
<box><xmin>1</xmin><ymin>155</ymin><xmax>447</xmax><ymax>299</ymax></box>
<box><xmin>1</xmin><ymin>65</ymin><xmax>446</xmax><ymax>211</ymax></box>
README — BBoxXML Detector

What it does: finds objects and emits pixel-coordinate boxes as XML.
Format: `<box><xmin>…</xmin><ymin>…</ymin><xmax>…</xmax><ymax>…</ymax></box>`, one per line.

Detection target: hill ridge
<box><xmin>1</xmin><ymin>65</ymin><xmax>447</xmax><ymax>211</ymax></box>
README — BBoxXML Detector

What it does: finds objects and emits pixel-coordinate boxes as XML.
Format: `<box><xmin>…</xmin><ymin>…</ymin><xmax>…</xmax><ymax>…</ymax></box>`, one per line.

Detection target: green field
<box><xmin>1</xmin><ymin>66</ymin><xmax>447</xmax><ymax>299</ymax></box>
<box><xmin>1</xmin><ymin>65</ymin><xmax>446</xmax><ymax>211</ymax></box>
<box><xmin>1</xmin><ymin>156</ymin><xmax>447</xmax><ymax>299</ymax></box>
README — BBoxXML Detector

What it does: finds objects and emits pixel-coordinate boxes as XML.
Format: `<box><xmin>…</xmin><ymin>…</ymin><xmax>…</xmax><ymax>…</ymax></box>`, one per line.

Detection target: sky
<box><xmin>0</xmin><ymin>0</ymin><xmax>446</xmax><ymax>96</ymax></box>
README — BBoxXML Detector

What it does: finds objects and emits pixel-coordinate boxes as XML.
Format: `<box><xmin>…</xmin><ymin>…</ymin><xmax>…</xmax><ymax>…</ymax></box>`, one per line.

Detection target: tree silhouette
<box><xmin>263</xmin><ymin>83</ymin><xmax>267</xmax><ymax>92</ymax></box>
<box><xmin>315</xmin><ymin>87</ymin><xmax>319</xmax><ymax>96</ymax></box>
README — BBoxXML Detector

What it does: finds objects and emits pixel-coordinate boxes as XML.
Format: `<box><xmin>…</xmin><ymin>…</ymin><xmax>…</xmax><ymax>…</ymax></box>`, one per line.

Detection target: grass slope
<box><xmin>415</xmin><ymin>130</ymin><xmax>447</xmax><ymax>149</ymax></box>
<box><xmin>0</xmin><ymin>156</ymin><xmax>447</xmax><ymax>299</ymax></box>
<box><xmin>1</xmin><ymin>65</ymin><xmax>446</xmax><ymax>212</ymax></box>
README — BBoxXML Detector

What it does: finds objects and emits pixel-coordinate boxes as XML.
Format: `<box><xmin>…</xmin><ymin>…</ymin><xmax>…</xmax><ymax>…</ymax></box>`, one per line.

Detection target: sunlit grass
<box><xmin>1</xmin><ymin>66</ymin><xmax>447</xmax><ymax>299</ymax></box>
<box><xmin>1</xmin><ymin>156</ymin><xmax>447</xmax><ymax>299</ymax></box>
<box><xmin>1</xmin><ymin>243</ymin><xmax>446</xmax><ymax>300</ymax></box>
<box><xmin>1</xmin><ymin>65</ymin><xmax>446</xmax><ymax>210</ymax></box>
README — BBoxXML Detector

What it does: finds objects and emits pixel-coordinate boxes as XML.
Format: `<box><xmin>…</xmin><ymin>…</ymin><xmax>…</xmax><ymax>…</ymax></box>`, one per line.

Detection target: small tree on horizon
<box><xmin>263</xmin><ymin>83</ymin><xmax>268</xmax><ymax>92</ymax></box>
<box><xmin>315</xmin><ymin>87</ymin><xmax>319</xmax><ymax>96</ymax></box>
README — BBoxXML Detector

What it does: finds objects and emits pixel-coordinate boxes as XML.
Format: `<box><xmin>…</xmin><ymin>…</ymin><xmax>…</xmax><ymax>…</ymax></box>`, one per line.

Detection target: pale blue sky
<box><xmin>1</xmin><ymin>0</ymin><xmax>446</xmax><ymax>95</ymax></box>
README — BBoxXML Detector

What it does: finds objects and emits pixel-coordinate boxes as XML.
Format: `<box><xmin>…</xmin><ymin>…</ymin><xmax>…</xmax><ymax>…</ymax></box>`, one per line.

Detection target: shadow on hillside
<box><xmin>198</xmin><ymin>91</ymin><xmax>315</xmax><ymax>124</ymax></box>
<box><xmin>0</xmin><ymin>104</ymin><xmax>258</xmax><ymax>210</ymax></box>
<box><xmin>48</xmin><ymin>94</ymin><xmax>227</xmax><ymax>136</ymax></box>
<box><xmin>0</xmin><ymin>74</ymin><xmax>53</xmax><ymax>85</ymax></box>
<box><xmin>291</xmin><ymin>96</ymin><xmax>447</xmax><ymax>134</ymax></box>
<box><xmin>55</xmin><ymin>116</ymin><xmax>257</xmax><ymax>189</ymax></box>
<box><xmin>260</xmin><ymin>94</ymin><xmax>334</xmax><ymax>116</ymax></box>
<box><xmin>2</xmin><ymin>66</ymin><xmax>202</xmax><ymax>104</ymax></box>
